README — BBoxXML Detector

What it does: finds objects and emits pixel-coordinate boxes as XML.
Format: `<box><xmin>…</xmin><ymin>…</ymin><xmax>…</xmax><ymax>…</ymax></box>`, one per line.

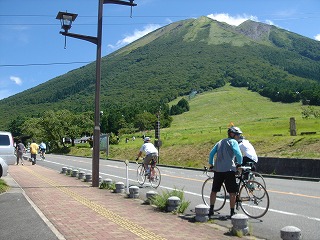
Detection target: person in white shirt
<box><xmin>136</xmin><ymin>137</ymin><xmax>158</xmax><ymax>176</ymax></box>
<box><xmin>238</xmin><ymin>136</ymin><xmax>258</xmax><ymax>170</ymax></box>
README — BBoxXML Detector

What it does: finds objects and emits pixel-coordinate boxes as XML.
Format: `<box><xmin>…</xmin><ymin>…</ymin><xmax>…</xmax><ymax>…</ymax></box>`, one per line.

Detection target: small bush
<box><xmin>149</xmin><ymin>187</ymin><xmax>190</xmax><ymax>214</ymax></box>
<box><xmin>99</xmin><ymin>181</ymin><xmax>116</xmax><ymax>190</ymax></box>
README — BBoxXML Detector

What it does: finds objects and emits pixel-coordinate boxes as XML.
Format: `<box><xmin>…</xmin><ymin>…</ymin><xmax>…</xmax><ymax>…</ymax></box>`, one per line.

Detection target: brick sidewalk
<box><xmin>8</xmin><ymin>163</ymin><xmax>241</xmax><ymax>240</ymax></box>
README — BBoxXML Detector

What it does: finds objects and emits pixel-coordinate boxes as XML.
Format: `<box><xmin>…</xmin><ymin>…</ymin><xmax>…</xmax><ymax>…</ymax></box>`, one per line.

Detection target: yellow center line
<box><xmin>23</xmin><ymin>167</ymin><xmax>166</xmax><ymax>240</ymax></box>
<box><xmin>267</xmin><ymin>189</ymin><xmax>320</xmax><ymax>199</ymax></box>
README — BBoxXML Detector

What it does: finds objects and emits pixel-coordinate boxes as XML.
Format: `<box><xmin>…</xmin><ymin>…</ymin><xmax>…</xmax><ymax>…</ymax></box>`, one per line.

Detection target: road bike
<box><xmin>136</xmin><ymin>159</ymin><xmax>161</xmax><ymax>188</ymax></box>
<box><xmin>240</xmin><ymin>162</ymin><xmax>266</xmax><ymax>189</ymax></box>
<box><xmin>201</xmin><ymin>166</ymin><xmax>269</xmax><ymax>218</ymax></box>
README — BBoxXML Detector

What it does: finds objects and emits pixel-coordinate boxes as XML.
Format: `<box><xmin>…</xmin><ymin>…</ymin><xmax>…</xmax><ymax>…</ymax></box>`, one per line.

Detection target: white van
<box><xmin>0</xmin><ymin>131</ymin><xmax>16</xmax><ymax>177</ymax></box>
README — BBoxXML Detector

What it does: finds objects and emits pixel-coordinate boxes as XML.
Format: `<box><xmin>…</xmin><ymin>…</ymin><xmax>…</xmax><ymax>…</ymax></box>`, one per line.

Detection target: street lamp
<box><xmin>56</xmin><ymin>0</ymin><xmax>136</xmax><ymax>187</ymax></box>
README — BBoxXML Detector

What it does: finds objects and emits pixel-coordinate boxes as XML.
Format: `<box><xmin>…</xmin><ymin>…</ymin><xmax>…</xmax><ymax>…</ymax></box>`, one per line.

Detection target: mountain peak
<box><xmin>236</xmin><ymin>20</ymin><xmax>272</xmax><ymax>41</ymax></box>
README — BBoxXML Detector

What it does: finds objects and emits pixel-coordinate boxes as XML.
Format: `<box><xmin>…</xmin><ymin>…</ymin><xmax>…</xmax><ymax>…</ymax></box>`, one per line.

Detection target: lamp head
<box><xmin>56</xmin><ymin>11</ymin><xmax>78</xmax><ymax>33</ymax></box>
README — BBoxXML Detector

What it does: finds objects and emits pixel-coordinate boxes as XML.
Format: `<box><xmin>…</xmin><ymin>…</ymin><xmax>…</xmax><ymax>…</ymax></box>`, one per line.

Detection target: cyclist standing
<box><xmin>238</xmin><ymin>136</ymin><xmax>258</xmax><ymax>170</ymax></box>
<box><xmin>136</xmin><ymin>137</ymin><xmax>158</xmax><ymax>176</ymax></box>
<box><xmin>208</xmin><ymin>126</ymin><xmax>243</xmax><ymax>218</ymax></box>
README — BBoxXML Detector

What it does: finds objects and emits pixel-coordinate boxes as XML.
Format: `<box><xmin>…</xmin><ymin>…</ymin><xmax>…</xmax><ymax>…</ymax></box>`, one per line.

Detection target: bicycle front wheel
<box><xmin>239</xmin><ymin>180</ymin><xmax>269</xmax><ymax>218</ymax></box>
<box><xmin>137</xmin><ymin>165</ymin><xmax>146</xmax><ymax>186</ymax></box>
<box><xmin>150</xmin><ymin>166</ymin><xmax>161</xmax><ymax>188</ymax></box>
<box><xmin>201</xmin><ymin>177</ymin><xmax>226</xmax><ymax>211</ymax></box>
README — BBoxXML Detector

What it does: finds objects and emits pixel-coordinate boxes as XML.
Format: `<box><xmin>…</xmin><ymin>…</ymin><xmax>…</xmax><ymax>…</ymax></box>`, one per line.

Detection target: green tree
<box><xmin>21</xmin><ymin>117</ymin><xmax>44</xmax><ymax>143</ymax></box>
<box><xmin>8</xmin><ymin>117</ymin><xmax>27</xmax><ymax>139</ymax></box>
<box><xmin>134</xmin><ymin>112</ymin><xmax>157</xmax><ymax>131</ymax></box>
<box><xmin>67</xmin><ymin>112</ymin><xmax>94</xmax><ymax>146</ymax></box>
<box><xmin>177</xmin><ymin>98</ymin><xmax>190</xmax><ymax>111</ymax></box>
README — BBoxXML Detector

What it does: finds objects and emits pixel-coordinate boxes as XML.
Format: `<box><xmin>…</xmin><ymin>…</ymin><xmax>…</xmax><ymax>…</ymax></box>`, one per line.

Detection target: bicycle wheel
<box><xmin>201</xmin><ymin>177</ymin><xmax>226</xmax><ymax>211</ymax></box>
<box><xmin>150</xmin><ymin>166</ymin><xmax>161</xmax><ymax>188</ymax></box>
<box><xmin>239</xmin><ymin>180</ymin><xmax>269</xmax><ymax>218</ymax></box>
<box><xmin>137</xmin><ymin>164</ymin><xmax>146</xmax><ymax>186</ymax></box>
<box><xmin>250</xmin><ymin>171</ymin><xmax>266</xmax><ymax>189</ymax></box>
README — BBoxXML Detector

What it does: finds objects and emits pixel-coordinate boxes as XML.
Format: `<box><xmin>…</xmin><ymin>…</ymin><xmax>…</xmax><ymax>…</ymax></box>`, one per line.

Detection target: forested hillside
<box><xmin>0</xmin><ymin>16</ymin><xmax>319</xmax><ymax>130</ymax></box>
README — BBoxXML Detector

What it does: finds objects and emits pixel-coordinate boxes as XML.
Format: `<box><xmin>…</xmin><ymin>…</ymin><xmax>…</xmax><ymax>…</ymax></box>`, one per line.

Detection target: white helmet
<box><xmin>228</xmin><ymin>126</ymin><xmax>242</xmax><ymax>134</ymax></box>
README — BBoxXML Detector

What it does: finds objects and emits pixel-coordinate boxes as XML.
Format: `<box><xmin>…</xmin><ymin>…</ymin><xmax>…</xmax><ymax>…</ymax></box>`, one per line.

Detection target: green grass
<box><xmin>0</xmin><ymin>179</ymin><xmax>10</xmax><ymax>194</ymax></box>
<box><xmin>70</xmin><ymin>85</ymin><xmax>320</xmax><ymax>168</ymax></box>
<box><xmin>149</xmin><ymin>187</ymin><xmax>190</xmax><ymax>214</ymax></box>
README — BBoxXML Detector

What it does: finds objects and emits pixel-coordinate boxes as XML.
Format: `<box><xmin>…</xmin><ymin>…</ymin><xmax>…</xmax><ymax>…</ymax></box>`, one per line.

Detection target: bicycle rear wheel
<box><xmin>250</xmin><ymin>171</ymin><xmax>266</xmax><ymax>188</ymax></box>
<box><xmin>149</xmin><ymin>166</ymin><xmax>161</xmax><ymax>188</ymax></box>
<box><xmin>137</xmin><ymin>164</ymin><xmax>146</xmax><ymax>186</ymax></box>
<box><xmin>201</xmin><ymin>177</ymin><xmax>226</xmax><ymax>211</ymax></box>
<box><xmin>239</xmin><ymin>180</ymin><xmax>269</xmax><ymax>218</ymax></box>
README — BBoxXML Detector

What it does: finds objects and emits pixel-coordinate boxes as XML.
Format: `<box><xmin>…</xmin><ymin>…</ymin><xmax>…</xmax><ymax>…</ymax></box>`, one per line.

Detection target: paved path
<box><xmin>2</xmin><ymin>163</ymin><xmax>258</xmax><ymax>239</ymax></box>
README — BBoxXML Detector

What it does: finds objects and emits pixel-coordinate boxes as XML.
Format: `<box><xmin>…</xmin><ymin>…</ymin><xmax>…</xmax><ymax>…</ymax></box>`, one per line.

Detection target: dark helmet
<box><xmin>228</xmin><ymin>126</ymin><xmax>243</xmax><ymax>135</ymax></box>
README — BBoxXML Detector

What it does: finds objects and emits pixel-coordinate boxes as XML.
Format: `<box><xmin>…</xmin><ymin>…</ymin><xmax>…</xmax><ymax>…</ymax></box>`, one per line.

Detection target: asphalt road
<box><xmin>37</xmin><ymin>154</ymin><xmax>320</xmax><ymax>240</ymax></box>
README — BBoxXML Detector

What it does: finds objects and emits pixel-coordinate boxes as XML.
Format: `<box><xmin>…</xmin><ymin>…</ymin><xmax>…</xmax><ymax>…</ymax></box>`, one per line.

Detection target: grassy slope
<box><xmin>71</xmin><ymin>85</ymin><xmax>320</xmax><ymax>168</ymax></box>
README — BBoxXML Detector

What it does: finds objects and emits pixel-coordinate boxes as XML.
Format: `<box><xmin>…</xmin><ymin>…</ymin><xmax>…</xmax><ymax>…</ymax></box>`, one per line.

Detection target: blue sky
<box><xmin>1</xmin><ymin>0</ymin><xmax>319</xmax><ymax>100</ymax></box>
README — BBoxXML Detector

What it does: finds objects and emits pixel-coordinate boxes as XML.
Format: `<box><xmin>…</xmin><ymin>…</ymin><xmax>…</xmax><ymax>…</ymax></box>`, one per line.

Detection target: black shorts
<box><xmin>212</xmin><ymin>171</ymin><xmax>238</xmax><ymax>193</ymax></box>
<box><xmin>242</xmin><ymin>156</ymin><xmax>257</xmax><ymax>171</ymax></box>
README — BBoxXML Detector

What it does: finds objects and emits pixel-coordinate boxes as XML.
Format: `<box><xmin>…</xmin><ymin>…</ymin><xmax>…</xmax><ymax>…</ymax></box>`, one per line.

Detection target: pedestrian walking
<box><xmin>16</xmin><ymin>140</ymin><xmax>26</xmax><ymax>165</ymax></box>
<box><xmin>29</xmin><ymin>139</ymin><xmax>39</xmax><ymax>165</ymax></box>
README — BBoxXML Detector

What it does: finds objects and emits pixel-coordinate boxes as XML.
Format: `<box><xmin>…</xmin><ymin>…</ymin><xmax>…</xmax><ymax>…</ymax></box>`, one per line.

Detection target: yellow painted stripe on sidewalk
<box><xmin>24</xmin><ymin>167</ymin><xmax>166</xmax><ymax>240</ymax></box>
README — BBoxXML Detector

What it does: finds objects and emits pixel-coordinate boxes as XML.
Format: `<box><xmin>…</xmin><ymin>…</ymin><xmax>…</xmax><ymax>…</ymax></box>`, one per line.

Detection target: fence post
<box><xmin>290</xmin><ymin>117</ymin><xmax>297</xmax><ymax>136</ymax></box>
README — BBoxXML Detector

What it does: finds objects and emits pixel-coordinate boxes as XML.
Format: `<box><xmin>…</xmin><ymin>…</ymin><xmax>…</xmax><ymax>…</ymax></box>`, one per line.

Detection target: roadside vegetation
<box><xmin>0</xmin><ymin>179</ymin><xmax>10</xmax><ymax>194</ymax></box>
<box><xmin>149</xmin><ymin>188</ymin><xmax>190</xmax><ymax>214</ymax></box>
<box><xmin>66</xmin><ymin>85</ymin><xmax>320</xmax><ymax>169</ymax></box>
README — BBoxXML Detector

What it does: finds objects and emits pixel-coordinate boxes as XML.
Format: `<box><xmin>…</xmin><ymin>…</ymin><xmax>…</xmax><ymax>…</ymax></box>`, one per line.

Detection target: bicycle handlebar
<box><xmin>203</xmin><ymin>166</ymin><xmax>211</xmax><ymax>172</ymax></box>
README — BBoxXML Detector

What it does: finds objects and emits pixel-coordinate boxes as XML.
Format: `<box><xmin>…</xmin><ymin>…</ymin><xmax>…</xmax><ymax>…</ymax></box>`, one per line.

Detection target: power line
<box><xmin>0</xmin><ymin>61</ymin><xmax>93</xmax><ymax>67</ymax></box>
<box><xmin>0</xmin><ymin>23</ymin><xmax>164</xmax><ymax>26</ymax></box>
<box><xmin>0</xmin><ymin>14</ymin><xmax>193</xmax><ymax>18</ymax></box>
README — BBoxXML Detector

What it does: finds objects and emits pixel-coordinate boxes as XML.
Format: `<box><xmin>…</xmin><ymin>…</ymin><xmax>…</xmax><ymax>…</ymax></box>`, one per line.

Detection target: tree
<box><xmin>21</xmin><ymin>110</ymin><xmax>94</xmax><ymax>150</ymax></box>
<box><xmin>21</xmin><ymin>117</ymin><xmax>44</xmax><ymax>144</ymax></box>
<box><xmin>8</xmin><ymin>117</ymin><xmax>27</xmax><ymax>140</ymax></box>
<box><xmin>134</xmin><ymin>112</ymin><xmax>157</xmax><ymax>131</ymax></box>
<box><xmin>170</xmin><ymin>98</ymin><xmax>190</xmax><ymax>115</ymax></box>
<box><xmin>177</xmin><ymin>98</ymin><xmax>190</xmax><ymax>111</ymax></box>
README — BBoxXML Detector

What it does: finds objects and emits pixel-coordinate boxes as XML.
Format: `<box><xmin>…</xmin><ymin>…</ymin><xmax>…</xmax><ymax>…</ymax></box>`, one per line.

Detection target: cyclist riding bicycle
<box><xmin>39</xmin><ymin>141</ymin><xmax>46</xmax><ymax>159</ymax></box>
<box><xmin>136</xmin><ymin>137</ymin><xmax>158</xmax><ymax>177</ymax></box>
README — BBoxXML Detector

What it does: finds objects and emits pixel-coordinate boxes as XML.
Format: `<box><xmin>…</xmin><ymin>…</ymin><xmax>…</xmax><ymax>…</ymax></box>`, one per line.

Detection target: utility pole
<box><xmin>56</xmin><ymin>0</ymin><xmax>136</xmax><ymax>187</ymax></box>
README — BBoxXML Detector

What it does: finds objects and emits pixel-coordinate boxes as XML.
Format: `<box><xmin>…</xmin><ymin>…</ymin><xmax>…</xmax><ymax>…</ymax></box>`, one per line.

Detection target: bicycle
<box><xmin>136</xmin><ymin>158</ymin><xmax>161</xmax><ymax>188</ymax></box>
<box><xmin>40</xmin><ymin>150</ymin><xmax>46</xmax><ymax>160</ymax></box>
<box><xmin>201</xmin><ymin>166</ymin><xmax>269</xmax><ymax>219</ymax></box>
<box><xmin>238</xmin><ymin>163</ymin><xmax>266</xmax><ymax>189</ymax></box>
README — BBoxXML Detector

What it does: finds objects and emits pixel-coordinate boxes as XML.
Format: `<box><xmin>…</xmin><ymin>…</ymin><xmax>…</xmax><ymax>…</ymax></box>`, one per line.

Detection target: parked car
<box><xmin>0</xmin><ymin>131</ymin><xmax>16</xmax><ymax>178</ymax></box>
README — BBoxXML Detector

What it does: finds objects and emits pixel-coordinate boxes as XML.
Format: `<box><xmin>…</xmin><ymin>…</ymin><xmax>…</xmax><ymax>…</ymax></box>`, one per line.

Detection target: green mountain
<box><xmin>1</xmin><ymin>16</ymin><xmax>320</xmax><ymax>129</ymax></box>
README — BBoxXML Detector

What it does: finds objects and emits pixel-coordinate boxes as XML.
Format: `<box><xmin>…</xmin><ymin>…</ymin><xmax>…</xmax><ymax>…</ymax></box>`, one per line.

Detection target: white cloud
<box><xmin>108</xmin><ymin>24</ymin><xmax>161</xmax><ymax>50</ymax></box>
<box><xmin>265</xmin><ymin>19</ymin><xmax>275</xmax><ymax>26</ymax></box>
<box><xmin>207</xmin><ymin>13</ymin><xmax>258</xmax><ymax>26</ymax></box>
<box><xmin>315</xmin><ymin>34</ymin><xmax>320</xmax><ymax>41</ymax></box>
<box><xmin>10</xmin><ymin>76</ymin><xmax>22</xmax><ymax>85</ymax></box>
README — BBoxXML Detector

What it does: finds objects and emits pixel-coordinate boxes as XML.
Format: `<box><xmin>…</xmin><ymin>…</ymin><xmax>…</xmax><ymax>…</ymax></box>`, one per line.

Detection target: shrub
<box><xmin>149</xmin><ymin>187</ymin><xmax>190</xmax><ymax>214</ymax></box>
